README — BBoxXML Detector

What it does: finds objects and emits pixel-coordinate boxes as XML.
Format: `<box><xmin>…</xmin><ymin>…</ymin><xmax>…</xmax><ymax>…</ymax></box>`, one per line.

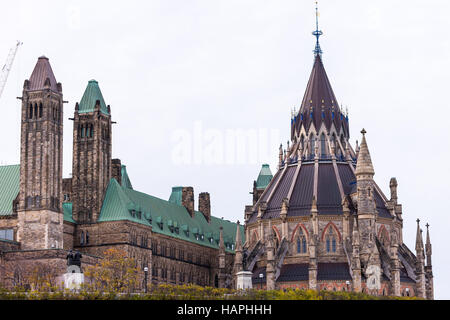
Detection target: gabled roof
<box><xmin>27</xmin><ymin>56</ymin><xmax>59</xmax><ymax>92</ymax></box>
<box><xmin>255</xmin><ymin>164</ymin><xmax>273</xmax><ymax>190</ymax></box>
<box><xmin>98</xmin><ymin>178</ymin><xmax>244</xmax><ymax>252</ymax></box>
<box><xmin>293</xmin><ymin>54</ymin><xmax>349</xmax><ymax>137</ymax></box>
<box><xmin>78</xmin><ymin>80</ymin><xmax>109</xmax><ymax>115</ymax></box>
<box><xmin>0</xmin><ymin>165</ymin><xmax>19</xmax><ymax>216</ymax></box>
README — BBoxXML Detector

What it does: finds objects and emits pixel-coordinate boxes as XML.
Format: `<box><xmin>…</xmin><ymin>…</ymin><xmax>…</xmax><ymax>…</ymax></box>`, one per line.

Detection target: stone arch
<box><xmin>290</xmin><ymin>223</ymin><xmax>309</xmax><ymax>242</ymax></box>
<box><xmin>378</xmin><ymin>225</ymin><xmax>390</xmax><ymax>247</ymax></box>
<box><xmin>251</xmin><ymin>230</ymin><xmax>258</xmax><ymax>244</ymax></box>
<box><xmin>321</xmin><ymin>222</ymin><xmax>342</xmax><ymax>242</ymax></box>
<box><xmin>271</xmin><ymin>225</ymin><xmax>281</xmax><ymax>245</ymax></box>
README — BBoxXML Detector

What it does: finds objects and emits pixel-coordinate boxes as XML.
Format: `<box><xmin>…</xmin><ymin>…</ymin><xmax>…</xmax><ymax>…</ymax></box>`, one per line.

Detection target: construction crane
<box><xmin>0</xmin><ymin>41</ymin><xmax>22</xmax><ymax>99</ymax></box>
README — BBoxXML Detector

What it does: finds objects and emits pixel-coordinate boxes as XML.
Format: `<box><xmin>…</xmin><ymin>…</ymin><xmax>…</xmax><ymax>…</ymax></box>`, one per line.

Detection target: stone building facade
<box><xmin>233</xmin><ymin>22</ymin><xmax>434</xmax><ymax>299</ymax></box>
<box><xmin>0</xmin><ymin>56</ymin><xmax>242</xmax><ymax>290</ymax></box>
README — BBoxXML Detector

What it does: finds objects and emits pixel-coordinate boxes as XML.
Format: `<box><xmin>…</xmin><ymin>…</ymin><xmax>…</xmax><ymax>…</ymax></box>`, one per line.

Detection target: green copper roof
<box><xmin>99</xmin><ymin>178</ymin><xmax>244</xmax><ymax>252</ymax></box>
<box><xmin>78</xmin><ymin>80</ymin><xmax>109</xmax><ymax>115</ymax></box>
<box><xmin>255</xmin><ymin>164</ymin><xmax>273</xmax><ymax>190</ymax></box>
<box><xmin>121</xmin><ymin>165</ymin><xmax>133</xmax><ymax>189</ymax></box>
<box><xmin>63</xmin><ymin>202</ymin><xmax>76</xmax><ymax>223</ymax></box>
<box><xmin>0</xmin><ymin>165</ymin><xmax>19</xmax><ymax>216</ymax></box>
<box><xmin>168</xmin><ymin>186</ymin><xmax>183</xmax><ymax>205</ymax></box>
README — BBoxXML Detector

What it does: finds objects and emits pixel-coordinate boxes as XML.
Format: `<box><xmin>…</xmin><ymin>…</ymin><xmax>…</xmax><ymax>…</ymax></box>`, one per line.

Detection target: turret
<box><xmin>415</xmin><ymin>219</ymin><xmax>426</xmax><ymax>298</ymax></box>
<box><xmin>355</xmin><ymin>129</ymin><xmax>377</xmax><ymax>266</ymax></box>
<box><xmin>233</xmin><ymin>221</ymin><xmax>243</xmax><ymax>272</ymax></box>
<box><xmin>425</xmin><ymin>223</ymin><xmax>434</xmax><ymax>299</ymax></box>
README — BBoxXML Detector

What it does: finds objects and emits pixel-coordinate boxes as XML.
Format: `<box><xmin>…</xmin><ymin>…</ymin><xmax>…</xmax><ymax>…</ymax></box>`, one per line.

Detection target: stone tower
<box><xmin>354</xmin><ymin>129</ymin><xmax>378</xmax><ymax>267</ymax></box>
<box><xmin>71</xmin><ymin>80</ymin><xmax>112</xmax><ymax>223</ymax></box>
<box><xmin>17</xmin><ymin>56</ymin><xmax>64</xmax><ymax>250</ymax></box>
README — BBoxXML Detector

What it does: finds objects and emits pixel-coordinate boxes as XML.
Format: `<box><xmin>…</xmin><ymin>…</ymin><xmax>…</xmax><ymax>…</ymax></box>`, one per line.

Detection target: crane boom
<box><xmin>0</xmin><ymin>41</ymin><xmax>22</xmax><ymax>99</ymax></box>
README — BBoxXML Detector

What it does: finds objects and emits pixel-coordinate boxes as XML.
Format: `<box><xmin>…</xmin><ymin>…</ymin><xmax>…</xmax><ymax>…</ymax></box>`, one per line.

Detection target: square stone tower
<box><xmin>16</xmin><ymin>56</ymin><xmax>64</xmax><ymax>250</ymax></box>
<box><xmin>71</xmin><ymin>80</ymin><xmax>112</xmax><ymax>223</ymax></box>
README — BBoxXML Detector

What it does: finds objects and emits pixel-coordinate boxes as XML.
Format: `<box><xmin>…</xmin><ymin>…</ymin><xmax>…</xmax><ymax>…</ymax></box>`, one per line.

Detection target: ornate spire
<box><xmin>355</xmin><ymin>129</ymin><xmax>375</xmax><ymax>177</ymax></box>
<box><xmin>312</xmin><ymin>1</ymin><xmax>323</xmax><ymax>57</ymax></box>
<box><xmin>415</xmin><ymin>218</ymin><xmax>424</xmax><ymax>255</ymax></box>
<box><xmin>235</xmin><ymin>221</ymin><xmax>242</xmax><ymax>251</ymax></box>
<box><xmin>425</xmin><ymin>223</ymin><xmax>432</xmax><ymax>266</ymax></box>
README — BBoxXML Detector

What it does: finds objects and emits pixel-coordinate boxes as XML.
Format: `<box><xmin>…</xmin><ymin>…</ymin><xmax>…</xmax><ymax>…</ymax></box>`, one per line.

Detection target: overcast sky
<box><xmin>0</xmin><ymin>0</ymin><xmax>449</xmax><ymax>299</ymax></box>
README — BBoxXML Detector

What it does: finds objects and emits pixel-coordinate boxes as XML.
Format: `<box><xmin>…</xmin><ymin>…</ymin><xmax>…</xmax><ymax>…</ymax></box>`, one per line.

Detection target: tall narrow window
<box><xmin>325</xmin><ymin>226</ymin><xmax>337</xmax><ymax>253</ymax></box>
<box><xmin>296</xmin><ymin>228</ymin><xmax>307</xmax><ymax>254</ymax></box>
<box><xmin>320</xmin><ymin>133</ymin><xmax>326</xmax><ymax>158</ymax></box>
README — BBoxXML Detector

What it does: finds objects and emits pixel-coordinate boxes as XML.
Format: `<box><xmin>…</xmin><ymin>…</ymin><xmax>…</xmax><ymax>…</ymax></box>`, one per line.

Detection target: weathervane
<box><xmin>312</xmin><ymin>1</ymin><xmax>323</xmax><ymax>56</ymax></box>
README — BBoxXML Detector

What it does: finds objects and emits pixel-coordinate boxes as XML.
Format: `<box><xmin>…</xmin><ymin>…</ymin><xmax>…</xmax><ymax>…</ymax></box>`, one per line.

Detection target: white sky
<box><xmin>0</xmin><ymin>0</ymin><xmax>449</xmax><ymax>299</ymax></box>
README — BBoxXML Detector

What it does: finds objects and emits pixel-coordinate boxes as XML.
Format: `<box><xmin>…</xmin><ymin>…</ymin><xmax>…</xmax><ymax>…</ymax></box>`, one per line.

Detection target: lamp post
<box><xmin>144</xmin><ymin>267</ymin><xmax>149</xmax><ymax>293</ymax></box>
<box><xmin>259</xmin><ymin>273</ymin><xmax>263</xmax><ymax>290</ymax></box>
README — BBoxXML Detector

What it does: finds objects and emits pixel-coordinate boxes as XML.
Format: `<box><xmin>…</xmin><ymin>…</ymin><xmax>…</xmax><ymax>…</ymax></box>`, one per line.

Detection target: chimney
<box><xmin>198</xmin><ymin>192</ymin><xmax>211</xmax><ymax>222</ymax></box>
<box><xmin>111</xmin><ymin>159</ymin><xmax>122</xmax><ymax>185</ymax></box>
<box><xmin>182</xmin><ymin>187</ymin><xmax>195</xmax><ymax>217</ymax></box>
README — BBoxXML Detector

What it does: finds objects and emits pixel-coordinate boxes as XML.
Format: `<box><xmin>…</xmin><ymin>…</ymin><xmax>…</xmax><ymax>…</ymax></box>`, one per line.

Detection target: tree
<box><xmin>27</xmin><ymin>262</ymin><xmax>59</xmax><ymax>291</ymax></box>
<box><xmin>83</xmin><ymin>248</ymin><xmax>138</xmax><ymax>293</ymax></box>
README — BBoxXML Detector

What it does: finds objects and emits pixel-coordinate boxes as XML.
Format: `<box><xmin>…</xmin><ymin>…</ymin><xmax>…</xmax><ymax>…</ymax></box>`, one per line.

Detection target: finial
<box><xmin>312</xmin><ymin>1</ymin><xmax>323</xmax><ymax>57</ymax></box>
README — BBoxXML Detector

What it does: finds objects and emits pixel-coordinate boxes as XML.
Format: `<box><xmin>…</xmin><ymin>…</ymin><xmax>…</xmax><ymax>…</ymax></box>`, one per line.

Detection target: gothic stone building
<box><xmin>0</xmin><ymin>56</ymin><xmax>243</xmax><ymax>289</ymax></box>
<box><xmin>233</xmin><ymin>28</ymin><xmax>434</xmax><ymax>299</ymax></box>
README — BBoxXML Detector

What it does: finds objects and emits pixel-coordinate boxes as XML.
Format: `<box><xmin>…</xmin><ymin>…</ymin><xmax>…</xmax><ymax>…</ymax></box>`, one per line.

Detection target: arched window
<box><xmin>296</xmin><ymin>228</ymin><xmax>307</xmax><ymax>254</ymax></box>
<box><xmin>379</xmin><ymin>226</ymin><xmax>390</xmax><ymax>248</ymax></box>
<box><xmin>325</xmin><ymin>226</ymin><xmax>337</xmax><ymax>253</ymax></box>
<box><xmin>320</xmin><ymin>133</ymin><xmax>326</xmax><ymax>158</ymax></box>
<box><xmin>273</xmin><ymin>229</ymin><xmax>279</xmax><ymax>249</ymax></box>
<box><xmin>310</xmin><ymin>134</ymin><xmax>315</xmax><ymax>156</ymax></box>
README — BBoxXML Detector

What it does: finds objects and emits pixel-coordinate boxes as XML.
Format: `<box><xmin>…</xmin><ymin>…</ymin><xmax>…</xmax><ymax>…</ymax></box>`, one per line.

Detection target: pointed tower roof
<box><xmin>255</xmin><ymin>164</ymin><xmax>273</xmax><ymax>190</ymax></box>
<box><xmin>415</xmin><ymin>218</ymin><xmax>424</xmax><ymax>254</ymax></box>
<box><xmin>294</xmin><ymin>55</ymin><xmax>348</xmax><ymax>136</ymax></box>
<box><xmin>355</xmin><ymin>129</ymin><xmax>375</xmax><ymax>177</ymax></box>
<box><xmin>292</xmin><ymin>9</ymin><xmax>349</xmax><ymax>139</ymax></box>
<box><xmin>235</xmin><ymin>220</ymin><xmax>243</xmax><ymax>251</ymax></box>
<box><xmin>27</xmin><ymin>56</ymin><xmax>59</xmax><ymax>92</ymax></box>
<box><xmin>78</xmin><ymin>80</ymin><xmax>109</xmax><ymax>115</ymax></box>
